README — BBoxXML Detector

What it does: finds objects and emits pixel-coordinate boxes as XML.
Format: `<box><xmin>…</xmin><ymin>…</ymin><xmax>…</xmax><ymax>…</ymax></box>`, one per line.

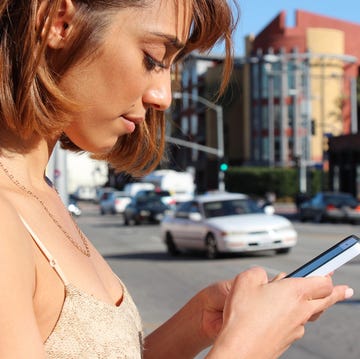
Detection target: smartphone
<box><xmin>286</xmin><ymin>235</ymin><xmax>360</xmax><ymax>278</ymax></box>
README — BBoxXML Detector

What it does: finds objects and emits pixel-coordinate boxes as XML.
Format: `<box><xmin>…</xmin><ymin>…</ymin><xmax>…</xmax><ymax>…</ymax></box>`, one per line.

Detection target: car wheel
<box><xmin>165</xmin><ymin>232</ymin><xmax>179</xmax><ymax>256</ymax></box>
<box><xmin>100</xmin><ymin>208</ymin><xmax>105</xmax><ymax>215</ymax></box>
<box><xmin>276</xmin><ymin>247</ymin><xmax>291</xmax><ymax>255</ymax></box>
<box><xmin>205</xmin><ymin>233</ymin><xmax>218</xmax><ymax>259</ymax></box>
<box><xmin>123</xmin><ymin>215</ymin><xmax>129</xmax><ymax>226</ymax></box>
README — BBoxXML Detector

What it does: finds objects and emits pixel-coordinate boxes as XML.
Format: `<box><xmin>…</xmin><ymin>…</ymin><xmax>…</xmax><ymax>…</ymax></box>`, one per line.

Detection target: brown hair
<box><xmin>0</xmin><ymin>0</ymin><xmax>238</xmax><ymax>176</ymax></box>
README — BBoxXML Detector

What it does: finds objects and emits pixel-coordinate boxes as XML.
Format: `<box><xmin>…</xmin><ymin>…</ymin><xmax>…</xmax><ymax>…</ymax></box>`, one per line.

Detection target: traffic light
<box><xmin>220</xmin><ymin>162</ymin><xmax>228</xmax><ymax>172</ymax></box>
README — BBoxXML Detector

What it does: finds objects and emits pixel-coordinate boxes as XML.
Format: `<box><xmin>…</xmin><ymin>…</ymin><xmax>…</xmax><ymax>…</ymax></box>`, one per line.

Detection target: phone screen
<box><xmin>286</xmin><ymin>235</ymin><xmax>359</xmax><ymax>278</ymax></box>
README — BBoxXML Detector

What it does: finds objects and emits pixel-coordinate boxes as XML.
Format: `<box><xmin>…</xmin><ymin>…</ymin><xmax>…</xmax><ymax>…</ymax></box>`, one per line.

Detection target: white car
<box><xmin>161</xmin><ymin>192</ymin><xmax>297</xmax><ymax>259</ymax></box>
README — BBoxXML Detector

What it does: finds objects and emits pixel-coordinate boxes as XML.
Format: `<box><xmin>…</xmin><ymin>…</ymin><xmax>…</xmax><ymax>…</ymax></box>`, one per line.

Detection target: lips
<box><xmin>120</xmin><ymin>115</ymin><xmax>145</xmax><ymax>134</ymax></box>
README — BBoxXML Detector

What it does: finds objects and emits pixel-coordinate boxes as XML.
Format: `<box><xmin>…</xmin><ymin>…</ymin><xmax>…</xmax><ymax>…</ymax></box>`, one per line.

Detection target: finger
<box><xmin>308</xmin><ymin>285</ymin><xmax>353</xmax><ymax>316</ymax></box>
<box><xmin>244</xmin><ymin>266</ymin><xmax>269</xmax><ymax>285</ymax></box>
<box><xmin>270</xmin><ymin>272</ymin><xmax>287</xmax><ymax>282</ymax></box>
<box><xmin>285</xmin><ymin>276</ymin><xmax>334</xmax><ymax>300</ymax></box>
<box><xmin>232</xmin><ymin>267</ymin><xmax>269</xmax><ymax>291</ymax></box>
<box><xmin>308</xmin><ymin>311</ymin><xmax>323</xmax><ymax>322</ymax></box>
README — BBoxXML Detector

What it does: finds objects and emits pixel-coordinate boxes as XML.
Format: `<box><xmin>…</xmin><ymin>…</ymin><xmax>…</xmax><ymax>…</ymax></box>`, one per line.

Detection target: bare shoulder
<box><xmin>0</xmin><ymin>192</ymin><xmax>46</xmax><ymax>357</ymax></box>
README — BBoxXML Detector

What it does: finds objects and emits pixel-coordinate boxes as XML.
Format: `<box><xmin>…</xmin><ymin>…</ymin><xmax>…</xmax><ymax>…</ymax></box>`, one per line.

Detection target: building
<box><xmin>247</xmin><ymin>10</ymin><xmax>360</xmax><ymax>171</ymax></box>
<box><xmin>169</xmin><ymin>10</ymin><xmax>360</xmax><ymax>193</ymax></box>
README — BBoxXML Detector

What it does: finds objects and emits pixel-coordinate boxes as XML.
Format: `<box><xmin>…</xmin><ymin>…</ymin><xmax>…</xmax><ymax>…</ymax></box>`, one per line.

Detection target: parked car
<box><xmin>99</xmin><ymin>190</ymin><xmax>131</xmax><ymax>215</ymax></box>
<box><xmin>123</xmin><ymin>195</ymin><xmax>171</xmax><ymax>225</ymax></box>
<box><xmin>298</xmin><ymin>191</ymin><xmax>360</xmax><ymax>223</ymax></box>
<box><xmin>94</xmin><ymin>186</ymin><xmax>114</xmax><ymax>204</ymax></box>
<box><xmin>161</xmin><ymin>192</ymin><xmax>297</xmax><ymax>259</ymax></box>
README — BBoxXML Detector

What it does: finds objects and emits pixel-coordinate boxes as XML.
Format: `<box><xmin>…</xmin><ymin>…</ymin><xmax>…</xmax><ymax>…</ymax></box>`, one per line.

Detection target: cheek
<box><xmin>98</xmin><ymin>45</ymin><xmax>146</xmax><ymax>105</ymax></box>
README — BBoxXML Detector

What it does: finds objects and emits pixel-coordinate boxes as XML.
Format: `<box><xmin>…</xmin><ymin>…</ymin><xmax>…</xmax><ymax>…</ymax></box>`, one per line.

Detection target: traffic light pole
<box><xmin>172</xmin><ymin>92</ymin><xmax>225</xmax><ymax>191</ymax></box>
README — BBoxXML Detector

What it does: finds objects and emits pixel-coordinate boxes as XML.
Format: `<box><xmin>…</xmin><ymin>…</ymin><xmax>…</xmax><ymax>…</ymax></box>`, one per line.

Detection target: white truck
<box><xmin>141</xmin><ymin>169</ymin><xmax>195</xmax><ymax>203</ymax></box>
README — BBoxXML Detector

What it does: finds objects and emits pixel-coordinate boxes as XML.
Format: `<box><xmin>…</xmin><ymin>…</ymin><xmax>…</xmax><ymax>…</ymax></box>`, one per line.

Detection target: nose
<box><xmin>142</xmin><ymin>72</ymin><xmax>172</xmax><ymax>111</ymax></box>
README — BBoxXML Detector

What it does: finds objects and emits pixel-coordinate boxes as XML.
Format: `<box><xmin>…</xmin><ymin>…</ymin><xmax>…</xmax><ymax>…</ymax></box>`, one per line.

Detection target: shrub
<box><xmin>225</xmin><ymin>166</ymin><xmax>327</xmax><ymax>201</ymax></box>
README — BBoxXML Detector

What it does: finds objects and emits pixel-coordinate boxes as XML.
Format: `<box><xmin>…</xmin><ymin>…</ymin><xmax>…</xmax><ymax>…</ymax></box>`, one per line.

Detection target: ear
<box><xmin>37</xmin><ymin>0</ymin><xmax>76</xmax><ymax>49</ymax></box>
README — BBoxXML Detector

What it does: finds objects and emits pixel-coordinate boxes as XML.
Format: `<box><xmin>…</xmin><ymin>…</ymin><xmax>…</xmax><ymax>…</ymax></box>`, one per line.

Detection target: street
<box><xmin>77</xmin><ymin>203</ymin><xmax>360</xmax><ymax>359</ymax></box>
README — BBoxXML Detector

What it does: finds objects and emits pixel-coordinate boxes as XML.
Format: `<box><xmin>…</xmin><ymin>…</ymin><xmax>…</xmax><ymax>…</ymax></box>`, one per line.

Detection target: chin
<box><xmin>69</xmin><ymin>139</ymin><xmax>116</xmax><ymax>155</ymax></box>
<box><xmin>64</xmin><ymin>128</ymin><xmax>121</xmax><ymax>153</ymax></box>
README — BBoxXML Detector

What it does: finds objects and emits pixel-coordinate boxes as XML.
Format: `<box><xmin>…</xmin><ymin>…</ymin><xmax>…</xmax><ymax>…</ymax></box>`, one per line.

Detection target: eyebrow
<box><xmin>150</xmin><ymin>32</ymin><xmax>186</xmax><ymax>51</ymax></box>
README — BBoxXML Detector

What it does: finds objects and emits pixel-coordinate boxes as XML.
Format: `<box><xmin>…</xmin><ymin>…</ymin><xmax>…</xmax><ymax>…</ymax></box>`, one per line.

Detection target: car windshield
<box><xmin>136</xmin><ymin>190</ymin><xmax>170</xmax><ymax>198</ymax></box>
<box><xmin>203</xmin><ymin>199</ymin><xmax>262</xmax><ymax>218</ymax></box>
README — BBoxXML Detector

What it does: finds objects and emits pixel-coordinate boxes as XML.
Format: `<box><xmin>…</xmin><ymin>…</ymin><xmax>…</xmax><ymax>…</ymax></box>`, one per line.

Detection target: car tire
<box><xmin>276</xmin><ymin>247</ymin><xmax>291</xmax><ymax>255</ymax></box>
<box><xmin>123</xmin><ymin>215</ymin><xmax>129</xmax><ymax>226</ymax></box>
<box><xmin>165</xmin><ymin>232</ymin><xmax>179</xmax><ymax>256</ymax></box>
<box><xmin>205</xmin><ymin>233</ymin><xmax>218</xmax><ymax>259</ymax></box>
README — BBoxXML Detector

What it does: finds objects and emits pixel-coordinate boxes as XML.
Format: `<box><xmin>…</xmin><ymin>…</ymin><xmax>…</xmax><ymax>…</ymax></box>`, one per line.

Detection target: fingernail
<box><xmin>345</xmin><ymin>288</ymin><xmax>354</xmax><ymax>299</ymax></box>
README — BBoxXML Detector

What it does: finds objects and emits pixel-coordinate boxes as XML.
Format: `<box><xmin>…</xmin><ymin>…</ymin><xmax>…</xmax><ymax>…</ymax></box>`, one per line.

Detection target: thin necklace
<box><xmin>0</xmin><ymin>161</ymin><xmax>90</xmax><ymax>257</ymax></box>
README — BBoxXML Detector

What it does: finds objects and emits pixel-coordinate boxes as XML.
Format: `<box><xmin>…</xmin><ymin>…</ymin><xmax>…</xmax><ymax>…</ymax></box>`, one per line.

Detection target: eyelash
<box><xmin>144</xmin><ymin>53</ymin><xmax>167</xmax><ymax>71</ymax></box>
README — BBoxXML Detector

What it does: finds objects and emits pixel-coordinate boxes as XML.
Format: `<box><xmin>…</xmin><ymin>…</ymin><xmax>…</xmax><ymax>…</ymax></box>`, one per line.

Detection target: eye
<box><xmin>144</xmin><ymin>53</ymin><xmax>167</xmax><ymax>71</ymax></box>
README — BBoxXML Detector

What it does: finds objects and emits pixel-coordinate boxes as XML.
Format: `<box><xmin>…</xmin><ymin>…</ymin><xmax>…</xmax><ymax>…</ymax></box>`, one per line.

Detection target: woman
<box><xmin>0</xmin><ymin>1</ymin><xmax>353</xmax><ymax>358</ymax></box>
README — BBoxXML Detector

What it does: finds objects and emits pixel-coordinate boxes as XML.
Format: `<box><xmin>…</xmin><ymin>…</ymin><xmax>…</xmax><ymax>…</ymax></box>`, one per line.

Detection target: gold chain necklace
<box><xmin>0</xmin><ymin>161</ymin><xmax>90</xmax><ymax>257</ymax></box>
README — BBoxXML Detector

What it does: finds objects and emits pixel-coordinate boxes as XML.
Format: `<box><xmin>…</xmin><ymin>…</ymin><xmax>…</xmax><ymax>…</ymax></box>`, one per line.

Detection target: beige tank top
<box><xmin>20</xmin><ymin>217</ymin><xmax>143</xmax><ymax>359</ymax></box>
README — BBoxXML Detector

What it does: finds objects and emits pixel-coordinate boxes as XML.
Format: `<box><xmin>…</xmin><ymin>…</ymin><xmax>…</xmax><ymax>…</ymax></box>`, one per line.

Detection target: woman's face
<box><xmin>60</xmin><ymin>0</ymin><xmax>191</xmax><ymax>153</ymax></box>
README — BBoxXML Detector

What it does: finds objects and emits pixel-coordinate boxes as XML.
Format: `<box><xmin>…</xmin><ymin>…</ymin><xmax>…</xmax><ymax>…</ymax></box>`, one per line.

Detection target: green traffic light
<box><xmin>220</xmin><ymin>163</ymin><xmax>228</xmax><ymax>171</ymax></box>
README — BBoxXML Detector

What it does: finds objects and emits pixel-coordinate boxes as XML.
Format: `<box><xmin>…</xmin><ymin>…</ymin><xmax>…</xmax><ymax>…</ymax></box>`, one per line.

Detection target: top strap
<box><xmin>19</xmin><ymin>215</ymin><xmax>70</xmax><ymax>286</ymax></box>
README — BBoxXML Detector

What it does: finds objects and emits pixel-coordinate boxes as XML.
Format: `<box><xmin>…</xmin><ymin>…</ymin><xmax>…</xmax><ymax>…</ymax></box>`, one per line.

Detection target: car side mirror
<box><xmin>189</xmin><ymin>212</ymin><xmax>202</xmax><ymax>221</ymax></box>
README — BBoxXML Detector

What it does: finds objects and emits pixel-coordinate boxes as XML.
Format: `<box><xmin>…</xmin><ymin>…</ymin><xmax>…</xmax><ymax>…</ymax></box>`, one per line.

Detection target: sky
<box><xmin>221</xmin><ymin>0</ymin><xmax>360</xmax><ymax>56</ymax></box>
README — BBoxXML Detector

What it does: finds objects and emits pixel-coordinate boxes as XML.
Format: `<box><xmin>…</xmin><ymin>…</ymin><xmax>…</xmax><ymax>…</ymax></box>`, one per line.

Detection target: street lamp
<box><xmin>171</xmin><ymin>91</ymin><xmax>225</xmax><ymax>191</ymax></box>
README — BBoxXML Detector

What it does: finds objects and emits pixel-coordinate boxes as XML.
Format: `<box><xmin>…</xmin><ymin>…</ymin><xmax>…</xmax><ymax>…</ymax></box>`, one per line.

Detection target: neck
<box><xmin>0</xmin><ymin>138</ymin><xmax>58</xmax><ymax>189</ymax></box>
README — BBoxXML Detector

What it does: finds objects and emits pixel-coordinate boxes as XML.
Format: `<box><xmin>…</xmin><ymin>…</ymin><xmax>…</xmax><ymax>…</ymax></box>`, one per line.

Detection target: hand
<box><xmin>203</xmin><ymin>267</ymin><xmax>352</xmax><ymax>358</ymax></box>
<box><xmin>196</xmin><ymin>270</ymin><xmax>276</xmax><ymax>343</ymax></box>
<box><xmin>270</xmin><ymin>271</ymin><xmax>346</xmax><ymax>322</ymax></box>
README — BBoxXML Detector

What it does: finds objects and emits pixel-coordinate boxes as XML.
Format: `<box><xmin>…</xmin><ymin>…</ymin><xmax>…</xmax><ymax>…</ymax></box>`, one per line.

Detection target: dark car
<box><xmin>298</xmin><ymin>191</ymin><xmax>360</xmax><ymax>223</ymax></box>
<box><xmin>123</xmin><ymin>195</ymin><xmax>171</xmax><ymax>225</ymax></box>
<box><xmin>135</xmin><ymin>189</ymin><xmax>176</xmax><ymax>208</ymax></box>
